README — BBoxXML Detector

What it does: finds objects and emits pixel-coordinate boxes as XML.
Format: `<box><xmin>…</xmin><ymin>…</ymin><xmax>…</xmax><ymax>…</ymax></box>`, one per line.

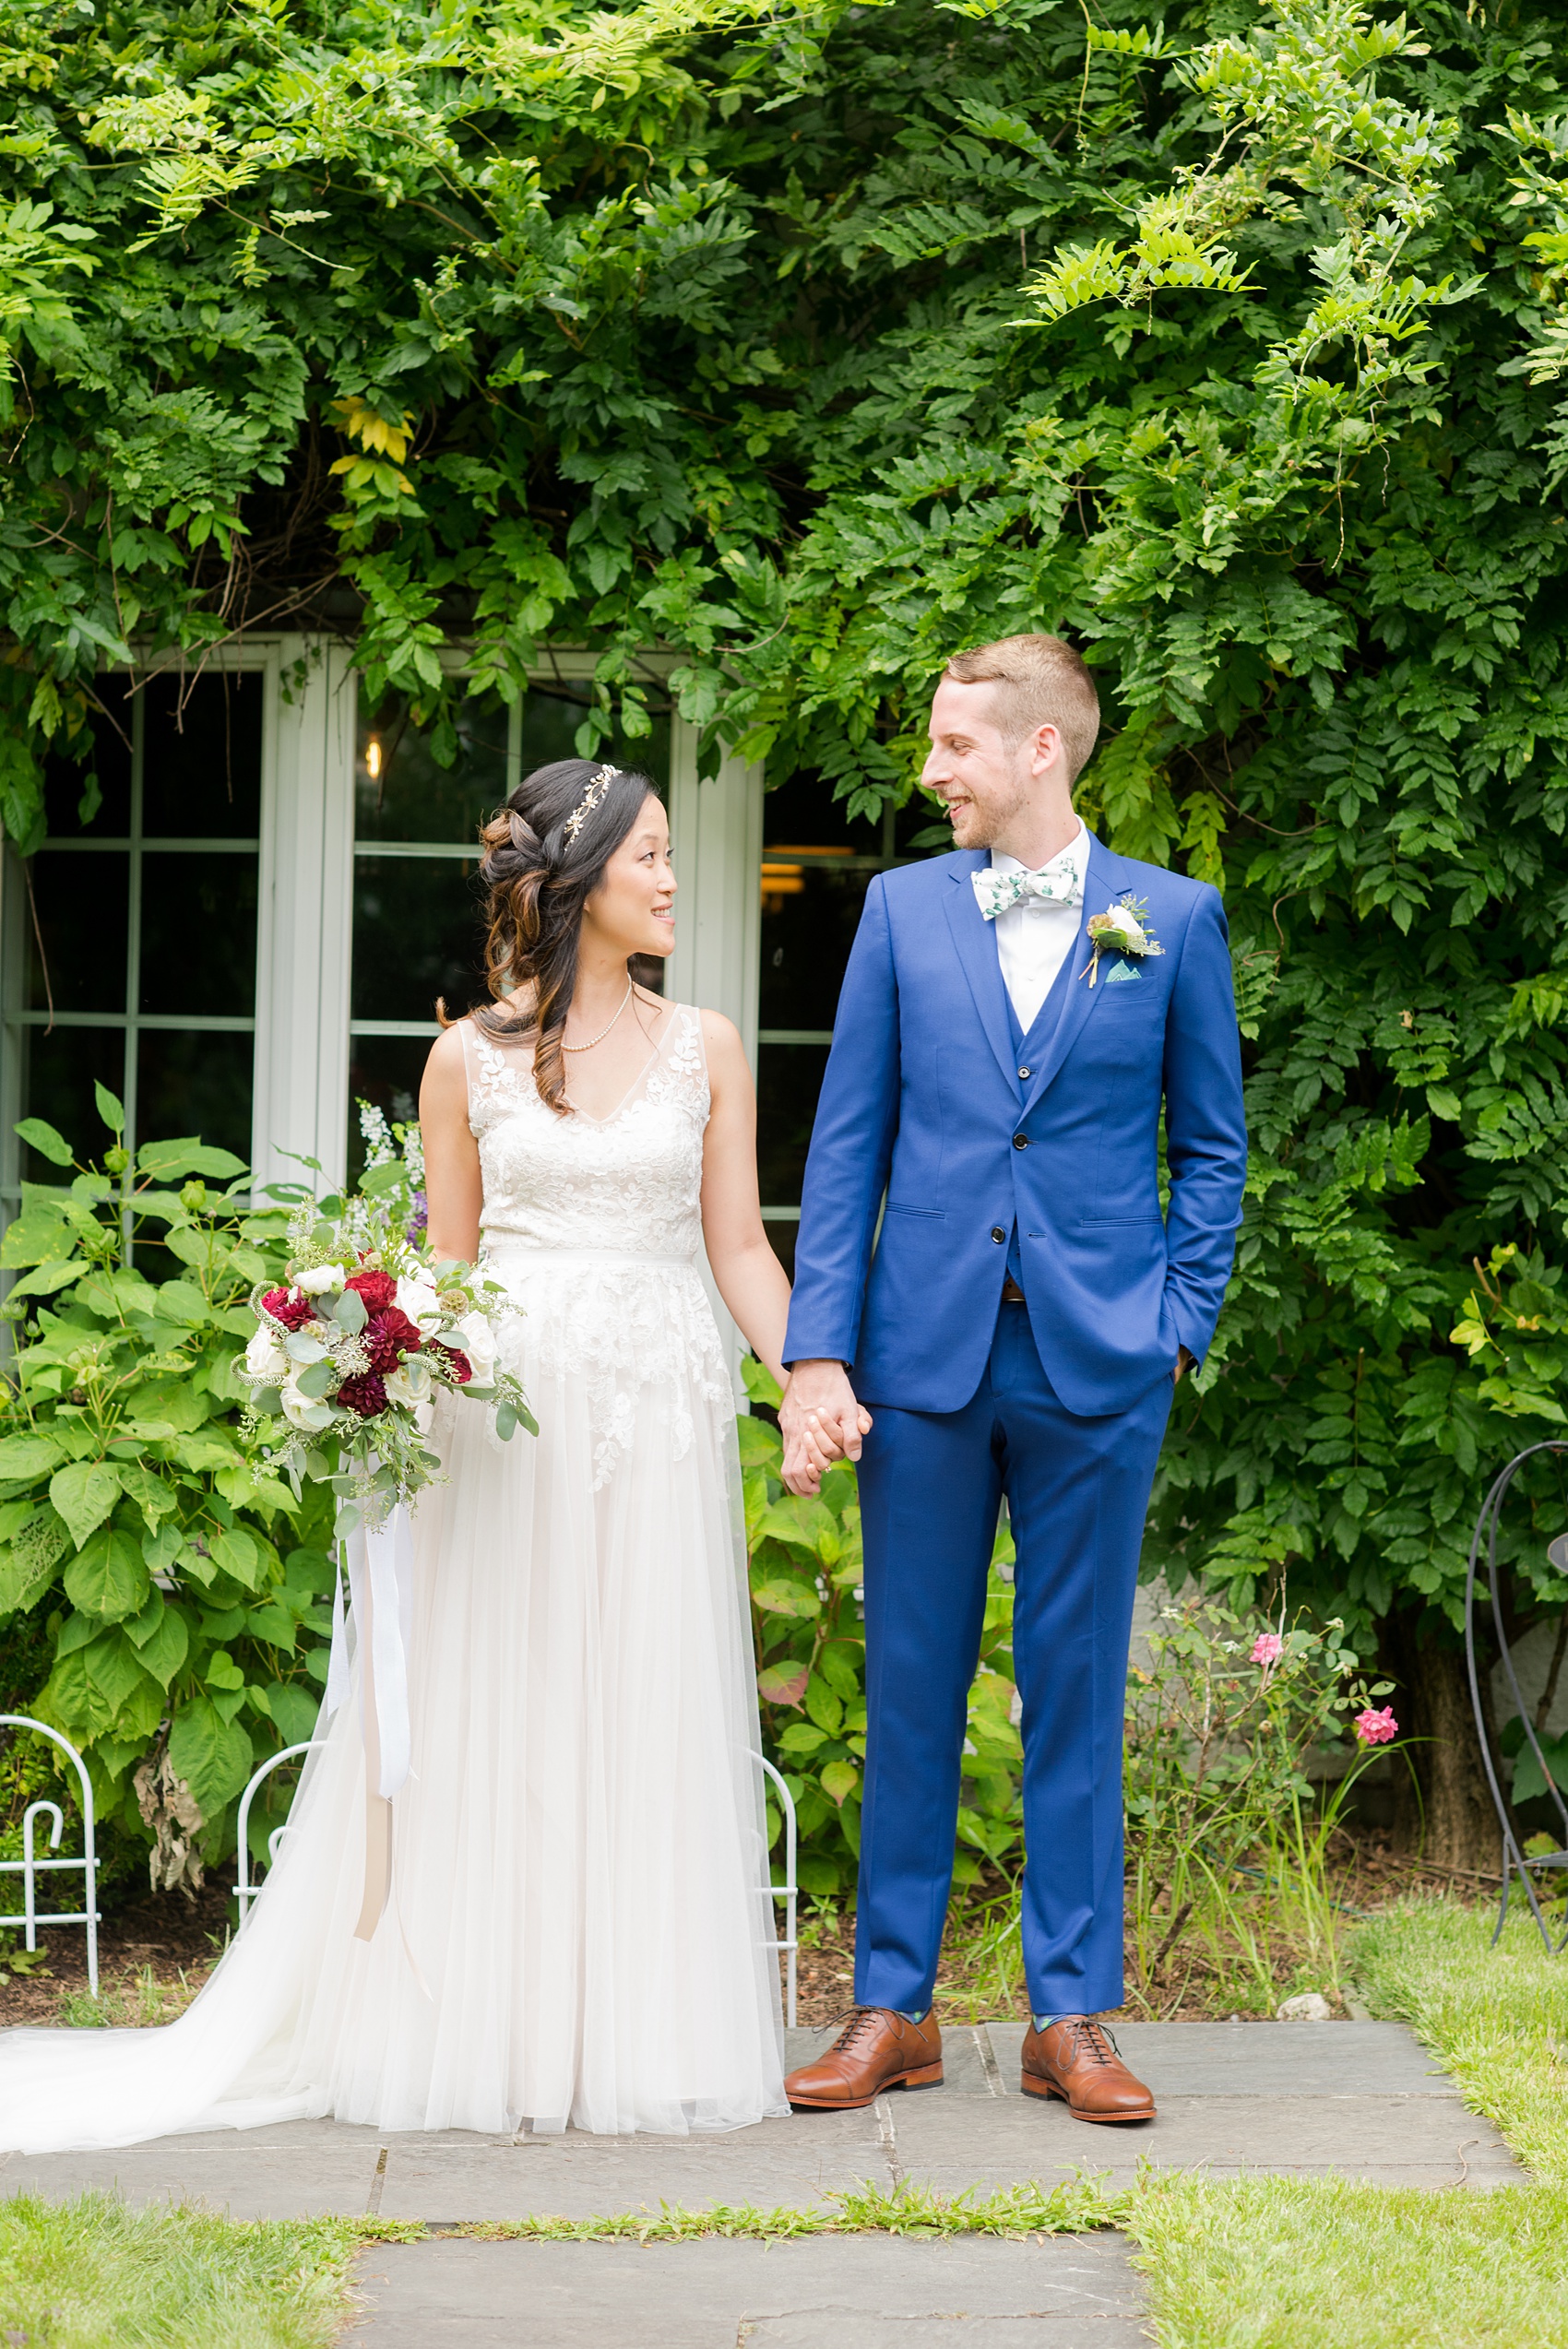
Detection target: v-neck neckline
<box><xmin>562</xmin><ymin>1002</ymin><xmax>678</xmax><ymax>1125</ymax></box>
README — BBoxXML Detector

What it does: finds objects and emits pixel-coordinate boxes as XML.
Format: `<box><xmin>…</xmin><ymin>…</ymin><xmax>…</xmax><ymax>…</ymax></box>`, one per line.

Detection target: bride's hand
<box><xmin>779</xmin><ymin>1364</ymin><xmax>872</xmax><ymax>1495</ymax></box>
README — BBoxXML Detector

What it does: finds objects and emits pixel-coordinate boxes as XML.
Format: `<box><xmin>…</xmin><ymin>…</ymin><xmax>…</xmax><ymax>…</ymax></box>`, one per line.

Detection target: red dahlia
<box><xmin>338</xmin><ymin>1371</ymin><xmax>388</xmax><ymax>1418</ymax></box>
<box><xmin>432</xmin><ymin>1343</ymin><xmax>473</xmax><ymax>1385</ymax></box>
<box><xmin>347</xmin><ymin>1268</ymin><xmax>398</xmax><ymax>1313</ymax></box>
<box><xmin>261</xmin><ymin>1287</ymin><xmax>314</xmax><ymax>1331</ymax></box>
<box><xmin>363</xmin><ymin>1306</ymin><xmax>422</xmax><ymax>1371</ymax></box>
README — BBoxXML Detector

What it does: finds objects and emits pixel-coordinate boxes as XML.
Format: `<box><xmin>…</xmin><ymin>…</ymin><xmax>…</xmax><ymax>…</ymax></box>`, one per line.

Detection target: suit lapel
<box><xmin>943</xmin><ymin>859</ymin><xmax>1021</xmax><ymax>1095</ymax></box>
<box><xmin>1018</xmin><ymin>834</ymin><xmax>1126</xmax><ymax>1119</ymax></box>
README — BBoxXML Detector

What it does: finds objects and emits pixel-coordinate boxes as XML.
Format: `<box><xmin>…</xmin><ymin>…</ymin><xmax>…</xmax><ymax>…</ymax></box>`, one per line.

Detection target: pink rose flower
<box><xmin>1251</xmin><ymin>1632</ymin><xmax>1284</xmax><ymax>1666</ymax></box>
<box><xmin>1354</xmin><ymin>1705</ymin><xmax>1398</xmax><ymax>1746</ymax></box>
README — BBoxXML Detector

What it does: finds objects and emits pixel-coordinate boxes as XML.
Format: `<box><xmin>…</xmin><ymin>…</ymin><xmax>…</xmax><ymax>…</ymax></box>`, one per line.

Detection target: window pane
<box><xmin>347</xmin><ymin>1037</ymin><xmax>433</xmax><ymax>1184</ymax></box>
<box><xmin>358</xmin><ymin>687</ymin><xmax>513</xmax><ymax>845</ymax></box>
<box><xmin>357</xmin><ymin>685</ymin><xmax>672</xmax><ymax>846</ymax></box>
<box><xmin>762</xmin><ymin>767</ymin><xmax>883</xmax><ymax>857</ymax></box>
<box><xmin>759</xmin><ymin>867</ymin><xmax>872</xmax><ymax>1033</ymax></box>
<box><xmin>9</xmin><ymin>1027</ymin><xmax>126</xmax><ymax>1180</ymax></box>
<box><xmin>352</xmin><ymin>858</ymin><xmax>487</xmax><ymax>1025</ymax></box>
<box><xmin>757</xmin><ymin>1042</ymin><xmax>829</xmax><ymax>1210</ymax></box>
<box><xmin>25</xmin><ymin>852</ymin><xmax>129</xmax><ymax>1014</ymax></box>
<box><xmin>42</xmin><ymin>680</ymin><xmax>133</xmax><ymax>838</ymax></box>
<box><xmin>137</xmin><ymin>1030</ymin><xmax>254</xmax><ymax>1163</ymax></box>
<box><xmin>141</xmin><ymin>672</ymin><xmax>263</xmax><ymax>837</ymax></box>
<box><xmin>139</xmin><ymin>854</ymin><xmax>258</xmax><ymax>1017</ymax></box>
<box><xmin>517</xmin><ymin>688</ymin><xmax>670</xmax><ymax>800</ymax></box>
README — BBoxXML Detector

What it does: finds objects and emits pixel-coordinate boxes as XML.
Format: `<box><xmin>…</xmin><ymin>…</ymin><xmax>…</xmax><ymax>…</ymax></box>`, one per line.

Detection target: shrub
<box><xmin>0</xmin><ymin>1093</ymin><xmax>336</xmax><ymax>1891</ymax></box>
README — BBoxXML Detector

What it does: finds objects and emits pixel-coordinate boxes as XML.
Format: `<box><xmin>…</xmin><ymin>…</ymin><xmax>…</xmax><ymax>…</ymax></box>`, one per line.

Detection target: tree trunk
<box><xmin>1382</xmin><ymin>1624</ymin><xmax>1500</xmax><ymax>1873</ymax></box>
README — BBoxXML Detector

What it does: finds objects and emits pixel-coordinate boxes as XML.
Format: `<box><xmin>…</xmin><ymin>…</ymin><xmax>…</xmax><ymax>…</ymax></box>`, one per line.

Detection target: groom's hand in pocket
<box><xmin>780</xmin><ymin>1361</ymin><xmax>872</xmax><ymax>1496</ymax></box>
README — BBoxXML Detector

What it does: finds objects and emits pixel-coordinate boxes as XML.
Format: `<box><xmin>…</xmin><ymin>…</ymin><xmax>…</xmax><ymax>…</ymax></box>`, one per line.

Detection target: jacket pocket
<box><xmin>884</xmin><ymin>1201</ymin><xmax>945</xmax><ymax>1219</ymax></box>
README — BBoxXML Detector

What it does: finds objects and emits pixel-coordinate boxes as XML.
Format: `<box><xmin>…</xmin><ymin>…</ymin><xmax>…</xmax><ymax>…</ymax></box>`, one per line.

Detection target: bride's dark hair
<box><xmin>448</xmin><ymin>757</ymin><xmax>658</xmax><ymax>1118</ymax></box>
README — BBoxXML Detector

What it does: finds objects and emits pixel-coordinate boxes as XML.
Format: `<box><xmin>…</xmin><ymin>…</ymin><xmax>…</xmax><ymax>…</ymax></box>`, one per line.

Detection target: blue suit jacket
<box><xmin>783</xmin><ymin>835</ymin><xmax>1248</xmax><ymax>1418</ymax></box>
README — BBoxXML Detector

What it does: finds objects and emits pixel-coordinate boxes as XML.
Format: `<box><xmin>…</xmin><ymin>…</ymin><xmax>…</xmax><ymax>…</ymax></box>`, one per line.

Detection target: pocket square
<box><xmin>1106</xmin><ymin>960</ymin><xmax>1142</xmax><ymax>983</ymax></box>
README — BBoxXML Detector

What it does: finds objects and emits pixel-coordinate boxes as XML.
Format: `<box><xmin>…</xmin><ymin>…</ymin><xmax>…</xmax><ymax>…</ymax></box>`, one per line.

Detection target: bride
<box><xmin>0</xmin><ymin>754</ymin><xmax>828</xmax><ymax>2147</ymax></box>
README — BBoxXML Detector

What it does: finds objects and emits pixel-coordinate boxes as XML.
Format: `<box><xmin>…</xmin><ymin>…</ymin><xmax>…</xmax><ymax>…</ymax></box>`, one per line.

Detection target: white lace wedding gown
<box><xmin>0</xmin><ymin>1004</ymin><xmax>787</xmax><ymax>2149</ymax></box>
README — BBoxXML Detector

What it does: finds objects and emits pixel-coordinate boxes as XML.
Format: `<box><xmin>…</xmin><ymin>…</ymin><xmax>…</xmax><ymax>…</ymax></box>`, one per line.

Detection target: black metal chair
<box><xmin>1465</xmin><ymin>1441</ymin><xmax>1568</xmax><ymax>1952</ymax></box>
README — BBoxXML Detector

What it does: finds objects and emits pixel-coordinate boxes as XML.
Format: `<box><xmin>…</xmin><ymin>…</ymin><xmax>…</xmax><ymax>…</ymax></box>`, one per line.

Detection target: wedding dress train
<box><xmin>0</xmin><ymin>1003</ymin><xmax>787</xmax><ymax>2148</ymax></box>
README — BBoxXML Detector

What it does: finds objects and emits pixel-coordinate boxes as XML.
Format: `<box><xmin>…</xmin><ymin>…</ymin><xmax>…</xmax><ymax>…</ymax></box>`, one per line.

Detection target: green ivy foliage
<box><xmin>6</xmin><ymin>0</ymin><xmax>1568</xmax><ymax>1806</ymax></box>
<box><xmin>0</xmin><ymin>1099</ymin><xmax>335</xmax><ymax>1877</ymax></box>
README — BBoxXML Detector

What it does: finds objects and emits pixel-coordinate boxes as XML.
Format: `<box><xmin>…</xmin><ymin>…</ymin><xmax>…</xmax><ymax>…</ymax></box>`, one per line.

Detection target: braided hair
<box><xmin>445</xmin><ymin>757</ymin><xmax>658</xmax><ymax>1116</ymax></box>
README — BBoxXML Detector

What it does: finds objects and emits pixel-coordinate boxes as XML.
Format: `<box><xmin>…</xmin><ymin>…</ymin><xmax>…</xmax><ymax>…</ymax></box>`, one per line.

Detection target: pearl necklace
<box><xmin>562</xmin><ymin>979</ymin><xmax>634</xmax><ymax>1053</ymax></box>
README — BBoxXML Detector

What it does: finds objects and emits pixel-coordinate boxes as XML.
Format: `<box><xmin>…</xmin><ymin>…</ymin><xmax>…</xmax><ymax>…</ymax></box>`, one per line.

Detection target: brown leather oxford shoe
<box><xmin>1021</xmin><ymin>2017</ymin><xmax>1156</xmax><ymax>2122</ymax></box>
<box><xmin>784</xmin><ymin>2007</ymin><xmax>944</xmax><ymax>2109</ymax></box>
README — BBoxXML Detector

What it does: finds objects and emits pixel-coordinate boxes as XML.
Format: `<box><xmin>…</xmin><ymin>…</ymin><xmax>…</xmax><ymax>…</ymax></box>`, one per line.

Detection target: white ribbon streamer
<box><xmin>321</xmin><ymin>1501</ymin><xmax>416</xmax><ymax>1943</ymax></box>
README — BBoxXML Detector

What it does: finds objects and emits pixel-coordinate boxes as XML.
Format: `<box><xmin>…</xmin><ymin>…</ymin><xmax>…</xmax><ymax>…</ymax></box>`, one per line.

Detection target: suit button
<box><xmin>1013</xmin><ymin>1133</ymin><xmax>1028</xmax><ymax>1150</ymax></box>
<box><xmin>991</xmin><ymin>1227</ymin><xmax>1006</xmax><ymax>1243</ymax></box>
<box><xmin>1018</xmin><ymin>1066</ymin><xmax>1031</xmax><ymax>1080</ymax></box>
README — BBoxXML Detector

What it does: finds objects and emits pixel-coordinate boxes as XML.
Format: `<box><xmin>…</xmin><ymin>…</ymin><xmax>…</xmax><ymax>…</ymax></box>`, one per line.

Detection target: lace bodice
<box><xmin>458</xmin><ymin>1005</ymin><xmax>730</xmax><ymax>1488</ymax></box>
<box><xmin>463</xmin><ymin>1004</ymin><xmax>708</xmax><ymax>1260</ymax></box>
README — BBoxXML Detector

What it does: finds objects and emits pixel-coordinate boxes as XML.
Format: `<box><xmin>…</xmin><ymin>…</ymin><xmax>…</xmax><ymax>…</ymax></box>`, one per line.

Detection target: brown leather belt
<box><xmin>1001</xmin><ymin>1275</ymin><xmax>1027</xmax><ymax>1303</ymax></box>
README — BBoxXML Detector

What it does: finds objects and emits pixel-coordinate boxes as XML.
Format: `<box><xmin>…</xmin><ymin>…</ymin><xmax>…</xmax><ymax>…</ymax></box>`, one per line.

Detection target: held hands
<box><xmin>779</xmin><ymin>1359</ymin><xmax>873</xmax><ymax>1497</ymax></box>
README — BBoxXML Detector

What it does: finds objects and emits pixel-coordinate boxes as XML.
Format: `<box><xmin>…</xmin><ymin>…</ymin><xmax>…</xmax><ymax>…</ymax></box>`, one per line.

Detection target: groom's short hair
<box><xmin>944</xmin><ymin>634</ymin><xmax>1100</xmax><ymax>782</ymax></box>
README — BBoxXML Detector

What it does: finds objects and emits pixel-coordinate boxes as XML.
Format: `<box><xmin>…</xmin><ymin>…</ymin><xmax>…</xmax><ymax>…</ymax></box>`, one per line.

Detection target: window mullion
<box><xmin>122</xmin><ymin>687</ymin><xmax>145</xmax><ymax>1255</ymax></box>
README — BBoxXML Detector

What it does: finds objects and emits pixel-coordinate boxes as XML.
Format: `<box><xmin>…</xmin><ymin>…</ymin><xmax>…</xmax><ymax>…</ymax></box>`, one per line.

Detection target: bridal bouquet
<box><xmin>240</xmin><ymin>1144</ymin><xmax>535</xmax><ymax>1528</ymax></box>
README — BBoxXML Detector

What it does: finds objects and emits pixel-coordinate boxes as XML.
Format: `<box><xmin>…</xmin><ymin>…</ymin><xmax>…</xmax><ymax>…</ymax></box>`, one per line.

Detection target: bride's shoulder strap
<box><xmin>461</xmin><ymin>1014</ymin><xmax>526</xmax><ymax>1133</ymax></box>
<box><xmin>657</xmin><ymin>1002</ymin><xmax>709</xmax><ymax>1100</ymax></box>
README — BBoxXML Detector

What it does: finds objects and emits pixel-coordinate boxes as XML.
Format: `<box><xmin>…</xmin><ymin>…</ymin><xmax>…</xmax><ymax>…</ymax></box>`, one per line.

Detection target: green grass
<box><xmin>1350</xmin><ymin>1892</ymin><xmax>1568</xmax><ymax>2183</ymax></box>
<box><xmin>0</xmin><ymin>2194</ymin><xmax>359</xmax><ymax>2349</ymax></box>
<box><xmin>1127</xmin><ymin>1892</ymin><xmax>1568</xmax><ymax>2347</ymax></box>
<box><xmin>1131</xmin><ymin>2174</ymin><xmax>1568</xmax><ymax>2349</ymax></box>
<box><xmin>442</xmin><ymin>2175</ymin><xmax>1131</xmax><ymax>2240</ymax></box>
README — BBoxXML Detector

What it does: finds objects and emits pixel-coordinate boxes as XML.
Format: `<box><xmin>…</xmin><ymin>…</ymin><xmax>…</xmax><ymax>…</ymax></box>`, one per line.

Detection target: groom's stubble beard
<box><xmin>944</xmin><ymin>737</ymin><xmax>1036</xmax><ymax>851</ymax></box>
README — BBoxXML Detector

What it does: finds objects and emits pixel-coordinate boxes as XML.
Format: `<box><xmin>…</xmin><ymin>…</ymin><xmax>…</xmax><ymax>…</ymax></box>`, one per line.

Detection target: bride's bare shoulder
<box><xmin>421</xmin><ymin>1022</ymin><xmax>471</xmax><ymax>1119</ymax></box>
<box><xmin>695</xmin><ymin>1008</ymin><xmax>748</xmax><ymax>1084</ymax></box>
<box><xmin>424</xmin><ymin>1021</ymin><xmax>469</xmax><ymax>1074</ymax></box>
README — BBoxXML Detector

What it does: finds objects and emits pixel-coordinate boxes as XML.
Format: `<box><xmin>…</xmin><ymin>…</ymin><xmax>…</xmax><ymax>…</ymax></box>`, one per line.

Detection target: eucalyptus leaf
<box><xmin>333</xmin><ymin>1287</ymin><xmax>368</xmax><ymax>1334</ymax></box>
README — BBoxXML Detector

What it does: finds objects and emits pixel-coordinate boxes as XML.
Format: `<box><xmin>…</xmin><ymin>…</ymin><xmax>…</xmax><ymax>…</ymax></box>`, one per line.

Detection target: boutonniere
<box><xmin>1082</xmin><ymin>895</ymin><xmax>1164</xmax><ymax>988</ymax></box>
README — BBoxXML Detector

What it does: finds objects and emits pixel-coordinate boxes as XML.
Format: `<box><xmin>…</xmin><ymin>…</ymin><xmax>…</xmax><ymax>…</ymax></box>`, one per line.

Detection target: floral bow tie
<box><xmin>971</xmin><ymin>855</ymin><xmax>1085</xmax><ymax>921</ymax></box>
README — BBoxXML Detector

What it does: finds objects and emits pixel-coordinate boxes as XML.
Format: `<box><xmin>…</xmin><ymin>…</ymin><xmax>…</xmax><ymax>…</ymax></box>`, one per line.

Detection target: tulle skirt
<box><xmin>0</xmin><ymin>1257</ymin><xmax>787</xmax><ymax>2150</ymax></box>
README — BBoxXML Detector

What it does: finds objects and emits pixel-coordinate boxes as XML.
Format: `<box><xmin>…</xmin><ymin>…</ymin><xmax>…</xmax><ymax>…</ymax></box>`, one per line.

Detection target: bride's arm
<box><xmin>698</xmin><ymin>1012</ymin><xmax>793</xmax><ymax>1390</ymax></box>
<box><xmin>419</xmin><ymin>1026</ymin><xmax>484</xmax><ymax>1264</ymax></box>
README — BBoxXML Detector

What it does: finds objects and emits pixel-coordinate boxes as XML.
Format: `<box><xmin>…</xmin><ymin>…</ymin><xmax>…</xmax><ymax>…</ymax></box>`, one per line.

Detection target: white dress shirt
<box><xmin>989</xmin><ymin>822</ymin><xmax>1089</xmax><ymax>1036</ymax></box>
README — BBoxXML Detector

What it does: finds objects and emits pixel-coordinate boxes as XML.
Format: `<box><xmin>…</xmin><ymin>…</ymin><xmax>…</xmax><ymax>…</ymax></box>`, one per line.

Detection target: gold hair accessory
<box><xmin>564</xmin><ymin>764</ymin><xmax>621</xmax><ymax>844</ymax></box>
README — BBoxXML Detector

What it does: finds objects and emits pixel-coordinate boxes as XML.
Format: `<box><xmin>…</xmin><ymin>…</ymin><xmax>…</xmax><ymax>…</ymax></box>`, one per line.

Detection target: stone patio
<box><xmin>0</xmin><ymin>2021</ymin><xmax>1520</xmax><ymax>2343</ymax></box>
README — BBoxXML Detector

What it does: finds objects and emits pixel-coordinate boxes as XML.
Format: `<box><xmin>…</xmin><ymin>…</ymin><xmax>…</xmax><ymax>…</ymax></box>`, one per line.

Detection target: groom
<box><xmin>778</xmin><ymin>635</ymin><xmax>1246</xmax><ymax>2121</ymax></box>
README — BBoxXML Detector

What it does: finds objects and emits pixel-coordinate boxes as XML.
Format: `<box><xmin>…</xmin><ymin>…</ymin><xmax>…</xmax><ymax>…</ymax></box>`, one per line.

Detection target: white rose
<box><xmin>279</xmin><ymin>1370</ymin><xmax>329</xmax><ymax>1430</ymax></box>
<box><xmin>384</xmin><ymin>1356</ymin><xmax>434</xmax><ymax>1410</ymax></box>
<box><xmin>296</xmin><ymin>1263</ymin><xmax>348</xmax><ymax>1296</ymax></box>
<box><xmin>456</xmin><ymin>1310</ymin><xmax>498</xmax><ymax>1383</ymax></box>
<box><xmin>245</xmin><ymin>1329</ymin><xmax>289</xmax><ymax>1383</ymax></box>
<box><xmin>395</xmin><ymin>1275</ymin><xmax>445</xmax><ymax>1335</ymax></box>
<box><xmin>1103</xmin><ymin>904</ymin><xmax>1146</xmax><ymax>951</ymax></box>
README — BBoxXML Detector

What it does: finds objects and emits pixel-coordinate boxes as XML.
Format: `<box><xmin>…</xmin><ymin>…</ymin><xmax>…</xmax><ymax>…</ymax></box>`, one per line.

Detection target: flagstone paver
<box><xmin>0</xmin><ymin>2020</ymin><xmax>1524</xmax><ymax>2342</ymax></box>
<box><xmin>345</xmin><ymin>2233</ymin><xmax>1150</xmax><ymax>2348</ymax></box>
<box><xmin>0</xmin><ymin>2020</ymin><xmax>1520</xmax><ymax>2224</ymax></box>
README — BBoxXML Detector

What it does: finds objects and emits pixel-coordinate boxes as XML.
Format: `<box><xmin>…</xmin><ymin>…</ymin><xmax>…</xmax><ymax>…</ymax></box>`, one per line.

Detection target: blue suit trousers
<box><xmin>853</xmin><ymin>1299</ymin><xmax>1173</xmax><ymax>2018</ymax></box>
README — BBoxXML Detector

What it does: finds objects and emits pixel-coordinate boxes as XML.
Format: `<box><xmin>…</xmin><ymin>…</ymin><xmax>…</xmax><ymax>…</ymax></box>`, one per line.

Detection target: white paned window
<box><xmin>1</xmin><ymin>660</ymin><xmax>273</xmax><ymax>1241</ymax></box>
